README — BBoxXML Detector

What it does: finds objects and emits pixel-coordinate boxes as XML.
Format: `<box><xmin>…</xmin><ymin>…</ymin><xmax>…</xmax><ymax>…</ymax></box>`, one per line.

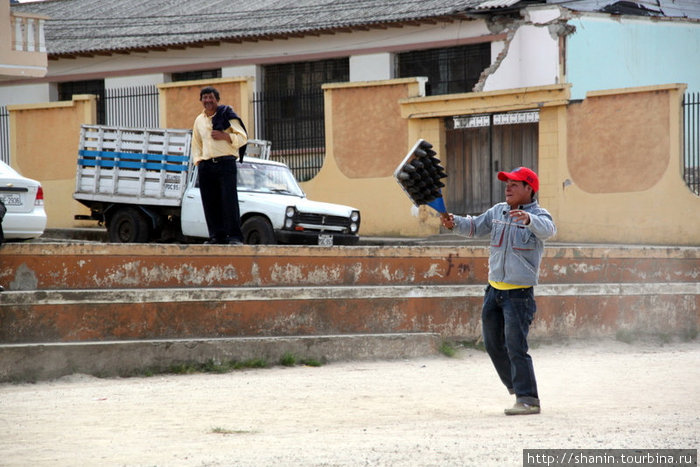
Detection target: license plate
<box><xmin>0</xmin><ymin>193</ymin><xmax>21</xmax><ymax>206</ymax></box>
<box><xmin>317</xmin><ymin>234</ymin><xmax>333</xmax><ymax>246</ymax></box>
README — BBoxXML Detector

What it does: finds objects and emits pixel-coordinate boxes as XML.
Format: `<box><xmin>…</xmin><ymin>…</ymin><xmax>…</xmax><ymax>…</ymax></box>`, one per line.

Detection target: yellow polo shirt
<box><xmin>191</xmin><ymin>110</ymin><xmax>247</xmax><ymax>166</ymax></box>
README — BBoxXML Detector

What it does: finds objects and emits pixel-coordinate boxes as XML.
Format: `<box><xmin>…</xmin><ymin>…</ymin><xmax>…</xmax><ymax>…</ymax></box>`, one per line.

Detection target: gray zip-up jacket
<box><xmin>453</xmin><ymin>200</ymin><xmax>556</xmax><ymax>286</ymax></box>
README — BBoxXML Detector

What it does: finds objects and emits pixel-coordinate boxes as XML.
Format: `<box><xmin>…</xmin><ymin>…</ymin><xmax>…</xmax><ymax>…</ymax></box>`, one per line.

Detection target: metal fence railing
<box><xmin>104</xmin><ymin>85</ymin><xmax>159</xmax><ymax>128</ymax></box>
<box><xmin>684</xmin><ymin>92</ymin><xmax>699</xmax><ymax>196</ymax></box>
<box><xmin>0</xmin><ymin>106</ymin><xmax>9</xmax><ymax>164</ymax></box>
<box><xmin>253</xmin><ymin>89</ymin><xmax>325</xmax><ymax>182</ymax></box>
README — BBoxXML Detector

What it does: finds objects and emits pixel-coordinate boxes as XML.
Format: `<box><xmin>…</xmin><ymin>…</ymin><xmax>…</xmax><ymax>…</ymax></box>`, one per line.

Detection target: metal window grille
<box><xmin>255</xmin><ymin>58</ymin><xmax>349</xmax><ymax>181</ymax></box>
<box><xmin>171</xmin><ymin>68</ymin><xmax>222</xmax><ymax>82</ymax></box>
<box><xmin>684</xmin><ymin>92</ymin><xmax>700</xmax><ymax>196</ymax></box>
<box><xmin>0</xmin><ymin>106</ymin><xmax>9</xmax><ymax>164</ymax></box>
<box><xmin>253</xmin><ymin>89</ymin><xmax>326</xmax><ymax>182</ymax></box>
<box><xmin>58</xmin><ymin>79</ymin><xmax>106</xmax><ymax>124</ymax></box>
<box><xmin>104</xmin><ymin>85</ymin><xmax>159</xmax><ymax>128</ymax></box>
<box><xmin>397</xmin><ymin>43</ymin><xmax>491</xmax><ymax>96</ymax></box>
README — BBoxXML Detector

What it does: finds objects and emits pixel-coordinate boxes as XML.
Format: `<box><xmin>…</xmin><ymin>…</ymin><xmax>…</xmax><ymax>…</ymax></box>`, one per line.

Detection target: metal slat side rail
<box><xmin>0</xmin><ymin>105</ymin><xmax>9</xmax><ymax>165</ymax></box>
<box><xmin>74</xmin><ymin>125</ymin><xmax>193</xmax><ymax>204</ymax></box>
<box><xmin>113</xmin><ymin>127</ymin><xmax>123</xmax><ymax>196</ymax></box>
<box><xmin>95</xmin><ymin>126</ymin><xmax>105</xmax><ymax>194</ymax></box>
<box><xmin>77</xmin><ymin>150</ymin><xmax>188</xmax><ymax>171</ymax></box>
<box><xmin>160</xmin><ymin>129</ymin><xmax>170</xmax><ymax>198</ymax></box>
<box><xmin>75</xmin><ymin>125</ymin><xmax>87</xmax><ymax>194</ymax></box>
<box><xmin>138</xmin><ymin>129</ymin><xmax>149</xmax><ymax>198</ymax></box>
<box><xmin>684</xmin><ymin>91</ymin><xmax>699</xmax><ymax>196</ymax></box>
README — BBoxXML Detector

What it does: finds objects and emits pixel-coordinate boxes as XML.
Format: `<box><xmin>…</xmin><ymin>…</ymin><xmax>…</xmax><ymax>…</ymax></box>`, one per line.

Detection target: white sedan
<box><xmin>0</xmin><ymin>160</ymin><xmax>47</xmax><ymax>240</ymax></box>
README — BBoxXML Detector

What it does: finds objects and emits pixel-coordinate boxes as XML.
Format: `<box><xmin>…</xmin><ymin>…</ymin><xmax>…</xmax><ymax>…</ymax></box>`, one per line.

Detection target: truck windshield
<box><xmin>237</xmin><ymin>162</ymin><xmax>305</xmax><ymax>197</ymax></box>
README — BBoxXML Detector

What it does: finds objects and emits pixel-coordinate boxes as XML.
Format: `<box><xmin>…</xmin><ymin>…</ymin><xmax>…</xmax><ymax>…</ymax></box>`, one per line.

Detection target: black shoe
<box><xmin>0</xmin><ymin>285</ymin><xmax>4</xmax><ymax>292</ymax></box>
<box><xmin>227</xmin><ymin>239</ymin><xmax>243</xmax><ymax>245</ymax></box>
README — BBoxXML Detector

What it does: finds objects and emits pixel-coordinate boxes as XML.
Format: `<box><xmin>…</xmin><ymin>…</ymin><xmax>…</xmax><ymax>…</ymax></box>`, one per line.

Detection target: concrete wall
<box><xmin>563</xmin><ymin>84</ymin><xmax>697</xmax><ymax>244</ymax></box>
<box><xmin>6</xmin><ymin>95</ymin><xmax>96</xmax><ymax>228</ymax></box>
<box><xmin>303</xmin><ymin>78</ymin><xmax>428</xmax><ymax>236</ymax></box>
<box><xmin>566</xmin><ymin>15</ymin><xmax>700</xmax><ymax>99</ymax></box>
<box><xmin>483</xmin><ymin>5</ymin><xmax>563</xmax><ymax>92</ymax></box>
<box><xmin>158</xmin><ymin>77</ymin><xmax>254</xmax><ymax>132</ymax></box>
<box><xmin>1</xmin><ymin>243</ymin><xmax>697</xmax><ymax>343</ymax></box>
<box><xmin>5</xmin><ymin>78</ymin><xmax>697</xmax><ymax>245</ymax></box>
<box><xmin>391</xmin><ymin>82</ymin><xmax>698</xmax><ymax>244</ymax></box>
<box><xmin>0</xmin><ymin>82</ymin><xmax>53</xmax><ymax>106</ymax></box>
<box><xmin>350</xmin><ymin>53</ymin><xmax>393</xmax><ymax>82</ymax></box>
<box><xmin>105</xmin><ymin>73</ymin><xmax>169</xmax><ymax>89</ymax></box>
<box><xmin>397</xmin><ymin>84</ymin><xmax>570</xmax><ymax>237</ymax></box>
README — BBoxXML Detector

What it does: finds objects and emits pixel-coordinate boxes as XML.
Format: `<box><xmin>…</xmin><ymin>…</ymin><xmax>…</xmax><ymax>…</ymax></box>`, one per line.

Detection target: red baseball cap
<box><xmin>497</xmin><ymin>167</ymin><xmax>539</xmax><ymax>193</ymax></box>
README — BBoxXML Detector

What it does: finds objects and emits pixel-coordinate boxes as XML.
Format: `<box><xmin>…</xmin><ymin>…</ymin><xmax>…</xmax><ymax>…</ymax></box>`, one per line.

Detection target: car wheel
<box><xmin>108</xmin><ymin>207</ymin><xmax>151</xmax><ymax>243</ymax></box>
<box><xmin>241</xmin><ymin>216</ymin><xmax>276</xmax><ymax>244</ymax></box>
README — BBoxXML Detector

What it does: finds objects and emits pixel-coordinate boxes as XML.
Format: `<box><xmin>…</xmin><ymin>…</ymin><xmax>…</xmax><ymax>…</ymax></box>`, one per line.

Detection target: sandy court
<box><xmin>0</xmin><ymin>339</ymin><xmax>698</xmax><ymax>467</ymax></box>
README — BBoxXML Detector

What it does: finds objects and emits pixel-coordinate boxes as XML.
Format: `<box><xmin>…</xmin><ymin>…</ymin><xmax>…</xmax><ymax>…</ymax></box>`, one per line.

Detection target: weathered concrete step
<box><xmin>2</xmin><ymin>282</ymin><xmax>697</xmax><ymax>343</ymax></box>
<box><xmin>2</xmin><ymin>243</ymin><xmax>698</xmax><ymax>291</ymax></box>
<box><xmin>0</xmin><ymin>332</ymin><xmax>441</xmax><ymax>383</ymax></box>
<box><xmin>3</xmin><ymin>282</ymin><xmax>698</xmax><ymax>306</ymax></box>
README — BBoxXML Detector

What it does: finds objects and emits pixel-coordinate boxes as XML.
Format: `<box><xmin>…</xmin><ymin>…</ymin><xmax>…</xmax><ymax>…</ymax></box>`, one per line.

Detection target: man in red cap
<box><xmin>442</xmin><ymin>166</ymin><xmax>556</xmax><ymax>415</ymax></box>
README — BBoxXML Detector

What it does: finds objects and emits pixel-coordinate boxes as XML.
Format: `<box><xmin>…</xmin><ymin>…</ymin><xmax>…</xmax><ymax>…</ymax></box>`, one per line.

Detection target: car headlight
<box><xmin>286</xmin><ymin>206</ymin><xmax>296</xmax><ymax>218</ymax></box>
<box><xmin>350</xmin><ymin>211</ymin><xmax>360</xmax><ymax>222</ymax></box>
<box><xmin>350</xmin><ymin>222</ymin><xmax>358</xmax><ymax>233</ymax></box>
<box><xmin>285</xmin><ymin>218</ymin><xmax>294</xmax><ymax>229</ymax></box>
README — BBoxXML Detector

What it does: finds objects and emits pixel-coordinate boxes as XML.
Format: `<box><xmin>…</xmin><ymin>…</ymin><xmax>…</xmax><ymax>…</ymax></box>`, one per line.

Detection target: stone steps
<box><xmin>1</xmin><ymin>242</ymin><xmax>697</xmax><ymax>381</ymax></box>
<box><xmin>0</xmin><ymin>332</ymin><xmax>441</xmax><ymax>383</ymax></box>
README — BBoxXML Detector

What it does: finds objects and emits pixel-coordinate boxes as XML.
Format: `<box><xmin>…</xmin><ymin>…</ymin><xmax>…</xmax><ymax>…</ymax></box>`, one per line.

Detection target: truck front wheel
<box><xmin>241</xmin><ymin>216</ymin><xmax>276</xmax><ymax>245</ymax></box>
<box><xmin>108</xmin><ymin>207</ymin><xmax>151</xmax><ymax>243</ymax></box>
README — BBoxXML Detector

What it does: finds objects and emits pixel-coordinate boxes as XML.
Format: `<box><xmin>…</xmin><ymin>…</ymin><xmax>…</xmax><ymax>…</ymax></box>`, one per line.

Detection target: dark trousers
<box><xmin>198</xmin><ymin>157</ymin><xmax>243</xmax><ymax>243</ymax></box>
<box><xmin>481</xmin><ymin>285</ymin><xmax>540</xmax><ymax>406</ymax></box>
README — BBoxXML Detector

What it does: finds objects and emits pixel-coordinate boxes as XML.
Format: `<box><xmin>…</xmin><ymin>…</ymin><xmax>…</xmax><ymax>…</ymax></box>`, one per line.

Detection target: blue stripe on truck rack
<box><xmin>78</xmin><ymin>150</ymin><xmax>189</xmax><ymax>172</ymax></box>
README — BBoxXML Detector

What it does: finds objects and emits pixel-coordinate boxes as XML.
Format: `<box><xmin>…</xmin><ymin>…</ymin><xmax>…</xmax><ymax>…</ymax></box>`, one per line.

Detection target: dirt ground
<box><xmin>0</xmin><ymin>339</ymin><xmax>697</xmax><ymax>467</ymax></box>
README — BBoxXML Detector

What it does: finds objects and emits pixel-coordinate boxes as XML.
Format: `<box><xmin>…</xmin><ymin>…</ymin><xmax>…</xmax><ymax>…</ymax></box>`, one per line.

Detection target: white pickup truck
<box><xmin>73</xmin><ymin>124</ymin><xmax>361</xmax><ymax>245</ymax></box>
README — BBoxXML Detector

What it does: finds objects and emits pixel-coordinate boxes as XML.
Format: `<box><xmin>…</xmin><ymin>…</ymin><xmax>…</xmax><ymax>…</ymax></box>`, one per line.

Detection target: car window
<box><xmin>191</xmin><ymin>161</ymin><xmax>304</xmax><ymax>197</ymax></box>
<box><xmin>237</xmin><ymin>162</ymin><xmax>304</xmax><ymax>197</ymax></box>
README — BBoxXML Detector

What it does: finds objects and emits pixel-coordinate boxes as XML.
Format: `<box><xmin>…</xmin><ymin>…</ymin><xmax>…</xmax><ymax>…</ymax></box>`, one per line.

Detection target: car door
<box><xmin>180</xmin><ymin>166</ymin><xmax>209</xmax><ymax>238</ymax></box>
<box><xmin>180</xmin><ymin>164</ymin><xmax>252</xmax><ymax>238</ymax></box>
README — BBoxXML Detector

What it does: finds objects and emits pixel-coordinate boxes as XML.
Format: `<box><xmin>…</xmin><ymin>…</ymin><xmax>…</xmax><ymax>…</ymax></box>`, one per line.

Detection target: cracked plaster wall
<box><xmin>477</xmin><ymin>6</ymin><xmax>573</xmax><ymax>93</ymax></box>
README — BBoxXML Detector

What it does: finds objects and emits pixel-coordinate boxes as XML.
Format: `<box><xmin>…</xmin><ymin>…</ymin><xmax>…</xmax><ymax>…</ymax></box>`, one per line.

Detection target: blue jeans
<box><xmin>482</xmin><ymin>285</ymin><xmax>539</xmax><ymax>406</ymax></box>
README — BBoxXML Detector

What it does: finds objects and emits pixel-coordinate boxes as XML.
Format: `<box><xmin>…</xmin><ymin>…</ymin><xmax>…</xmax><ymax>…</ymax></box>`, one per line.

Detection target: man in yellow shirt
<box><xmin>191</xmin><ymin>86</ymin><xmax>248</xmax><ymax>244</ymax></box>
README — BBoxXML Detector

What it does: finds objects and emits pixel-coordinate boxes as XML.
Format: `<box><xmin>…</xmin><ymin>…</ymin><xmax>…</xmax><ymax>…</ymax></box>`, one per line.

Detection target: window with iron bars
<box><xmin>684</xmin><ymin>92</ymin><xmax>700</xmax><ymax>196</ymax></box>
<box><xmin>397</xmin><ymin>42</ymin><xmax>491</xmax><ymax>96</ymax></box>
<box><xmin>255</xmin><ymin>58</ymin><xmax>349</xmax><ymax>182</ymax></box>
<box><xmin>58</xmin><ymin>79</ymin><xmax>106</xmax><ymax>124</ymax></box>
<box><xmin>172</xmin><ymin>68</ymin><xmax>222</xmax><ymax>82</ymax></box>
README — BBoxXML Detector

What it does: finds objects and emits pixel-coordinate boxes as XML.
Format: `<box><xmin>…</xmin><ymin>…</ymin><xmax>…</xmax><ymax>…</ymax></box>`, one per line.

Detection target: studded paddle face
<box><xmin>395</xmin><ymin>139</ymin><xmax>447</xmax><ymax>210</ymax></box>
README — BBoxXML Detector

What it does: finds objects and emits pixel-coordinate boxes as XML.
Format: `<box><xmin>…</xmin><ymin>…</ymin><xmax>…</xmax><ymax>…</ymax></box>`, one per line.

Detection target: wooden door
<box><xmin>446</xmin><ymin>112</ymin><xmax>538</xmax><ymax>215</ymax></box>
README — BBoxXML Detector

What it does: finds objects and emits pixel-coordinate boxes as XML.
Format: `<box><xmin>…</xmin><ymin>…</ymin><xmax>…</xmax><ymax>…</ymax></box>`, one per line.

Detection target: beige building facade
<box><xmin>0</xmin><ymin>1</ymin><xmax>47</xmax><ymax>80</ymax></box>
<box><xmin>6</xmin><ymin>78</ymin><xmax>698</xmax><ymax>245</ymax></box>
<box><xmin>2</xmin><ymin>1</ymin><xmax>698</xmax><ymax>246</ymax></box>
